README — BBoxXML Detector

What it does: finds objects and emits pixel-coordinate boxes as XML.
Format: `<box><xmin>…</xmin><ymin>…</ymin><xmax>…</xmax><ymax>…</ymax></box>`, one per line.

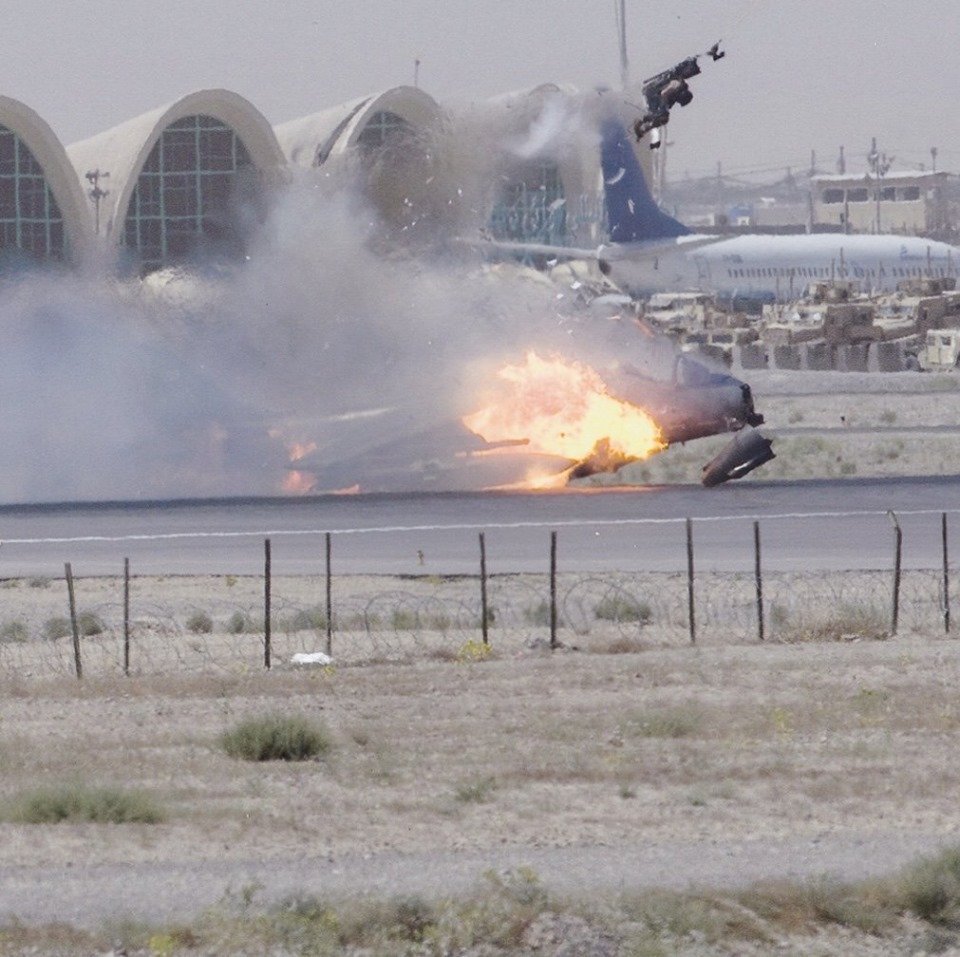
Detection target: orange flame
<box><xmin>287</xmin><ymin>441</ymin><xmax>318</xmax><ymax>462</ymax></box>
<box><xmin>463</xmin><ymin>352</ymin><xmax>665</xmax><ymax>482</ymax></box>
<box><xmin>283</xmin><ymin>470</ymin><xmax>317</xmax><ymax>494</ymax></box>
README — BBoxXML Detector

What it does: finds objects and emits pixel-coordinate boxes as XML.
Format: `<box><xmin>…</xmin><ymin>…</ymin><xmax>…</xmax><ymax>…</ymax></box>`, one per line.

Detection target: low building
<box><xmin>812</xmin><ymin>170</ymin><xmax>949</xmax><ymax>234</ymax></box>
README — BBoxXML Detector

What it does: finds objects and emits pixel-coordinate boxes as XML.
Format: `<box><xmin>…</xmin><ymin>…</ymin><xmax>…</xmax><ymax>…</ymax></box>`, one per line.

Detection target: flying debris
<box><xmin>632</xmin><ymin>42</ymin><xmax>725</xmax><ymax>146</ymax></box>
<box><xmin>706</xmin><ymin>41</ymin><xmax>725</xmax><ymax>62</ymax></box>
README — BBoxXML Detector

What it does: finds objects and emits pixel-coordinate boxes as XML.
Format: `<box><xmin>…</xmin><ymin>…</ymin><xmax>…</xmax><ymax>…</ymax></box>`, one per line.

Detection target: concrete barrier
<box><xmin>738</xmin><ymin>343</ymin><xmax>768</xmax><ymax>369</ymax></box>
<box><xmin>842</xmin><ymin>344</ymin><xmax>870</xmax><ymax>372</ymax></box>
<box><xmin>804</xmin><ymin>342</ymin><xmax>834</xmax><ymax>371</ymax></box>
<box><xmin>876</xmin><ymin>341</ymin><xmax>906</xmax><ymax>372</ymax></box>
<box><xmin>773</xmin><ymin>344</ymin><xmax>801</xmax><ymax>370</ymax></box>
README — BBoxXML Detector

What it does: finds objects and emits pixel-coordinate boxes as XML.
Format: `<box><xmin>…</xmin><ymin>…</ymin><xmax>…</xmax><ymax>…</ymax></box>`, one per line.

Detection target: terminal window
<box><xmin>355</xmin><ymin>111</ymin><xmax>413</xmax><ymax>151</ymax></box>
<box><xmin>124</xmin><ymin>114</ymin><xmax>254</xmax><ymax>273</ymax></box>
<box><xmin>0</xmin><ymin>125</ymin><xmax>65</xmax><ymax>262</ymax></box>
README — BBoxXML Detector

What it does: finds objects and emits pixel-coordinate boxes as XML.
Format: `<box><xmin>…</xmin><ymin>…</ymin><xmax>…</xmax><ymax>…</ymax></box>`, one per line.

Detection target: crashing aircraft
<box><xmin>279</xmin><ymin>47</ymin><xmax>779</xmax><ymax>495</ymax></box>
<box><xmin>284</xmin><ymin>345</ymin><xmax>774</xmax><ymax>494</ymax></box>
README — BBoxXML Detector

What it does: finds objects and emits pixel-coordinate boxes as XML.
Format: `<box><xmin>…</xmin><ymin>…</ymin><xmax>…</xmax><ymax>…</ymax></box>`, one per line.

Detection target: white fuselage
<box><xmin>606</xmin><ymin>233</ymin><xmax>960</xmax><ymax>299</ymax></box>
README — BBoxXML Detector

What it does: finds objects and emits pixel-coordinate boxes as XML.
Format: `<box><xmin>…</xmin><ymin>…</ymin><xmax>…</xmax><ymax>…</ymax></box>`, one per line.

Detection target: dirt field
<box><xmin>2</xmin><ymin>585</ymin><xmax>960</xmax><ymax>948</ymax></box>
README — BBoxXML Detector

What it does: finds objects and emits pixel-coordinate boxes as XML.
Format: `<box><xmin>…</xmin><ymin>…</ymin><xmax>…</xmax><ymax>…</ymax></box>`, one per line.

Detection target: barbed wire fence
<box><xmin>0</xmin><ymin>511</ymin><xmax>953</xmax><ymax>679</ymax></box>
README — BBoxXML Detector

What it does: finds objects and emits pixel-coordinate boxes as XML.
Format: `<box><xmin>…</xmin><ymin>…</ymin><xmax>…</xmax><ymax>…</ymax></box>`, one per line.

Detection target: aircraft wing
<box><xmin>599</xmin><ymin>234</ymin><xmax>725</xmax><ymax>262</ymax></box>
<box><xmin>461</xmin><ymin>233</ymin><xmax>724</xmax><ymax>268</ymax></box>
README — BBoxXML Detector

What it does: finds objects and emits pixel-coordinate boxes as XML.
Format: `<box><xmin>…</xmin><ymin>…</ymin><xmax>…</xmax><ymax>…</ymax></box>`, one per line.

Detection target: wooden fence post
<box><xmin>123</xmin><ymin>557</ymin><xmax>131</xmax><ymax>676</ymax></box>
<box><xmin>64</xmin><ymin>562</ymin><xmax>82</xmax><ymax>679</ymax></box>
<box><xmin>686</xmin><ymin>518</ymin><xmax>696</xmax><ymax>645</ymax></box>
<box><xmin>549</xmin><ymin>531</ymin><xmax>558</xmax><ymax>650</ymax></box>
<box><xmin>325</xmin><ymin>532</ymin><xmax>333</xmax><ymax>657</ymax></box>
<box><xmin>754</xmin><ymin>520</ymin><xmax>764</xmax><ymax>642</ymax></box>
<box><xmin>944</xmin><ymin>512</ymin><xmax>951</xmax><ymax>635</ymax></box>
<box><xmin>264</xmin><ymin>538</ymin><xmax>272</xmax><ymax>669</ymax></box>
<box><xmin>479</xmin><ymin>532</ymin><xmax>489</xmax><ymax>645</ymax></box>
<box><xmin>888</xmin><ymin>511</ymin><xmax>902</xmax><ymax>636</ymax></box>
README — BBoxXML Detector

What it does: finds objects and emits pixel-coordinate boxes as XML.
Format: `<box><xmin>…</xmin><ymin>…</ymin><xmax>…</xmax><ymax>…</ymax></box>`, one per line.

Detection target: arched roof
<box><xmin>486</xmin><ymin>82</ymin><xmax>579</xmax><ymax>107</ymax></box>
<box><xmin>0</xmin><ymin>96</ymin><xmax>91</xmax><ymax>264</ymax></box>
<box><xmin>275</xmin><ymin>86</ymin><xmax>442</xmax><ymax>168</ymax></box>
<box><xmin>66</xmin><ymin>89</ymin><xmax>285</xmax><ymax>241</ymax></box>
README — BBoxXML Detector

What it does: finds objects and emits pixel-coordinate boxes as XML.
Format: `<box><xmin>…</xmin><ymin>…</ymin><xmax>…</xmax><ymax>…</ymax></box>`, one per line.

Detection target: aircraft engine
<box><xmin>701</xmin><ymin>427</ymin><xmax>775</xmax><ymax>487</ymax></box>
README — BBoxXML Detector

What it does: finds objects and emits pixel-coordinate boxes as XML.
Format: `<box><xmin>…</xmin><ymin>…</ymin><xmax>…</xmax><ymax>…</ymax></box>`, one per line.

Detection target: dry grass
<box><xmin>13</xmin><ymin>854</ymin><xmax>960</xmax><ymax>955</ymax></box>
<box><xmin>218</xmin><ymin>714</ymin><xmax>333</xmax><ymax>762</ymax></box>
<box><xmin>5</xmin><ymin>783</ymin><xmax>165</xmax><ymax>824</ymax></box>
<box><xmin>2</xmin><ymin>635</ymin><xmax>957</xmax><ymax>867</ymax></box>
<box><xmin>771</xmin><ymin>600</ymin><xmax>890</xmax><ymax>643</ymax></box>
<box><xmin>619</xmin><ymin>704</ymin><xmax>705</xmax><ymax>739</ymax></box>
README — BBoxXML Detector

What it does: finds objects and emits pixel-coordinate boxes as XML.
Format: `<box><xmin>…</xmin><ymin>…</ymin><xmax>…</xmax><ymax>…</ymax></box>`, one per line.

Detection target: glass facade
<box><xmin>123</xmin><ymin>114</ymin><xmax>255</xmax><ymax>273</ymax></box>
<box><xmin>0</xmin><ymin>124</ymin><xmax>65</xmax><ymax>263</ymax></box>
<box><xmin>355</xmin><ymin>111</ymin><xmax>413</xmax><ymax>151</ymax></box>
<box><xmin>490</xmin><ymin>160</ymin><xmax>567</xmax><ymax>245</ymax></box>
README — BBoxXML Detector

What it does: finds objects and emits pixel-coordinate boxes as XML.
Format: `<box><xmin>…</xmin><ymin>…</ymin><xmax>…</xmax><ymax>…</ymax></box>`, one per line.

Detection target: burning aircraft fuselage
<box><xmin>459</xmin><ymin>351</ymin><xmax>772</xmax><ymax>488</ymax></box>
<box><xmin>601</xmin><ymin>356</ymin><xmax>774</xmax><ymax>487</ymax></box>
<box><xmin>283</xmin><ymin>350</ymin><xmax>773</xmax><ymax>494</ymax></box>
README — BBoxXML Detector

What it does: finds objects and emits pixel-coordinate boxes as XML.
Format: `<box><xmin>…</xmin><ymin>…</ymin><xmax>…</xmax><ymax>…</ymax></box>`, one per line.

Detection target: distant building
<box><xmin>812</xmin><ymin>170</ymin><xmax>949</xmax><ymax>234</ymax></box>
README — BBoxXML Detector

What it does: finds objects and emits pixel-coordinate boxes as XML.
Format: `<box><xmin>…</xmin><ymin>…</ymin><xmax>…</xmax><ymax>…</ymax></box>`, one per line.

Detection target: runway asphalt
<box><xmin>0</xmin><ymin>474</ymin><xmax>958</xmax><ymax>577</ymax></box>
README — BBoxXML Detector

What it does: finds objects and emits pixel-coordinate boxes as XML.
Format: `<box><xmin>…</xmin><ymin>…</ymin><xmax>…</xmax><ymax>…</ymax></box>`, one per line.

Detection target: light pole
<box><xmin>85</xmin><ymin>169</ymin><xmax>110</xmax><ymax>236</ymax></box>
<box><xmin>616</xmin><ymin>0</ymin><xmax>629</xmax><ymax>90</ymax></box>
<box><xmin>867</xmin><ymin>138</ymin><xmax>892</xmax><ymax>234</ymax></box>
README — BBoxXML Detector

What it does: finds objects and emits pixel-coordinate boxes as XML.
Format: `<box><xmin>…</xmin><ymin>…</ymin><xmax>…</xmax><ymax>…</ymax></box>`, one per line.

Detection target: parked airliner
<box><xmin>596</xmin><ymin>119</ymin><xmax>960</xmax><ymax>301</ymax></box>
<box><xmin>485</xmin><ymin>120</ymin><xmax>960</xmax><ymax>302</ymax></box>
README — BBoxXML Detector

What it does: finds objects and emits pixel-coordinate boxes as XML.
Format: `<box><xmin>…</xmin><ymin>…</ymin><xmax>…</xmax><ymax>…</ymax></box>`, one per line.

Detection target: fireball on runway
<box><xmin>462</xmin><ymin>352</ymin><xmax>665</xmax><ymax>488</ymax></box>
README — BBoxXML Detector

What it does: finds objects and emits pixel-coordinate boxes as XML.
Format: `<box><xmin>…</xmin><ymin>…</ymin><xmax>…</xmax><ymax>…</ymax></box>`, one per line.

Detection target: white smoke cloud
<box><xmin>0</xmin><ymin>101</ymin><xmax>662</xmax><ymax>504</ymax></box>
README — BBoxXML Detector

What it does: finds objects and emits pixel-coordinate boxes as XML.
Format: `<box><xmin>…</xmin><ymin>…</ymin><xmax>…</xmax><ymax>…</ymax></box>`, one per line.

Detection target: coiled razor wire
<box><xmin>0</xmin><ymin>568</ymin><xmax>952</xmax><ymax>678</ymax></box>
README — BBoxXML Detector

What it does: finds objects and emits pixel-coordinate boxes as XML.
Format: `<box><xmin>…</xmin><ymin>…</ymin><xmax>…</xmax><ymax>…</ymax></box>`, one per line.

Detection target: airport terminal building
<box><xmin>0</xmin><ymin>84</ymin><xmax>647</xmax><ymax>275</ymax></box>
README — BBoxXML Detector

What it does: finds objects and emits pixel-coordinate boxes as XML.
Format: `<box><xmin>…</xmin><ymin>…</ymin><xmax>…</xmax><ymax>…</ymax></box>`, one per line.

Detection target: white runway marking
<box><xmin>4</xmin><ymin>507</ymin><xmax>959</xmax><ymax>546</ymax></box>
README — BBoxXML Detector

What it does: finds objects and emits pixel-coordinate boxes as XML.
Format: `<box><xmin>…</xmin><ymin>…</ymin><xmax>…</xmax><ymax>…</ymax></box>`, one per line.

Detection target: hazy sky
<box><xmin>3</xmin><ymin>1</ymin><xmax>959</xmax><ymax>182</ymax></box>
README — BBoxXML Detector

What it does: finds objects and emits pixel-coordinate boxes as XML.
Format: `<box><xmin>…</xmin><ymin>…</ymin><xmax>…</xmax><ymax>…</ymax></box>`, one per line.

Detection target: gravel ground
<box><xmin>0</xmin><ymin>832</ymin><xmax>948</xmax><ymax>929</ymax></box>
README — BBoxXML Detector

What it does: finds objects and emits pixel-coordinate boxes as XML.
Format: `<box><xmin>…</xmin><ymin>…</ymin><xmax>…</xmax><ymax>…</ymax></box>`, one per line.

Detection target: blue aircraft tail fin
<box><xmin>600</xmin><ymin>118</ymin><xmax>689</xmax><ymax>243</ymax></box>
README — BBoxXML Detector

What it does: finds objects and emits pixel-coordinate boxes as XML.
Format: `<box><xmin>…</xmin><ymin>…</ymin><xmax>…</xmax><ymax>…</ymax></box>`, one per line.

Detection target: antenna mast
<box><xmin>617</xmin><ymin>0</ymin><xmax>629</xmax><ymax>89</ymax></box>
